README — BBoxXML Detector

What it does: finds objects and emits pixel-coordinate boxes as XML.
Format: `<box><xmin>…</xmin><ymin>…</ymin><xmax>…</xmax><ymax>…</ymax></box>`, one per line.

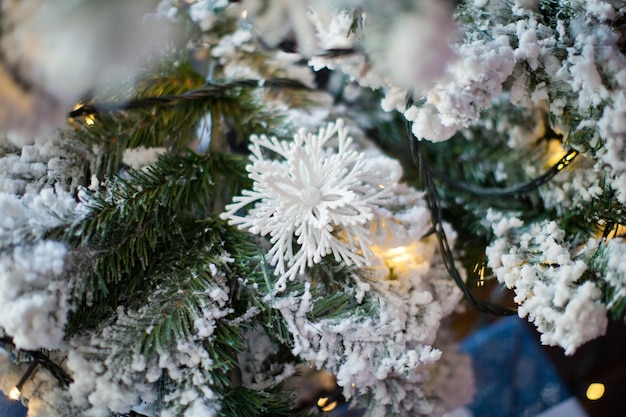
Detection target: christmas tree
<box><xmin>0</xmin><ymin>0</ymin><xmax>624</xmax><ymax>416</ymax></box>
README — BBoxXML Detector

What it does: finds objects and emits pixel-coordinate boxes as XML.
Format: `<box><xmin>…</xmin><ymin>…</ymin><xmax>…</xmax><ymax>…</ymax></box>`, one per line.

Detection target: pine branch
<box><xmin>73</xmin><ymin>218</ymin><xmax>308</xmax><ymax>417</ymax></box>
<box><xmin>557</xmin><ymin>176</ymin><xmax>626</xmax><ymax>238</ymax></box>
<box><xmin>410</xmin><ymin>102</ymin><xmax>580</xmax><ymax>236</ymax></box>
<box><xmin>305</xmin><ymin>261</ymin><xmax>375</xmax><ymax>322</ymax></box>
<box><xmin>51</xmin><ymin>151</ymin><xmax>250</xmax><ymax>333</ymax></box>
<box><xmin>587</xmin><ymin>237</ymin><xmax>626</xmax><ymax>323</ymax></box>
<box><xmin>239</xmin><ymin>256</ymin><xmax>295</xmax><ymax>347</ymax></box>
<box><xmin>71</xmin><ymin>65</ymin><xmax>301</xmax><ymax>176</ymax></box>
<box><xmin>221</xmin><ymin>385</ymin><xmax>297</xmax><ymax>417</ymax></box>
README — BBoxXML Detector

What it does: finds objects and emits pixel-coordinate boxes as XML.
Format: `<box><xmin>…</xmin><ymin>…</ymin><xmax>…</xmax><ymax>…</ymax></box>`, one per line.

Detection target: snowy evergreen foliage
<box><xmin>1</xmin><ymin>0</ymin><xmax>626</xmax><ymax>416</ymax></box>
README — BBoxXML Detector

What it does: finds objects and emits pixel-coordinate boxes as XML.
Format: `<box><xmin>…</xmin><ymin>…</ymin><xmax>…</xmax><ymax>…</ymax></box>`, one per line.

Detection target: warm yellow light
<box><xmin>241</xmin><ymin>9</ymin><xmax>248</xmax><ymax>18</ymax></box>
<box><xmin>473</xmin><ymin>263</ymin><xmax>487</xmax><ymax>287</ymax></box>
<box><xmin>545</xmin><ymin>140</ymin><xmax>565</xmax><ymax>168</ymax></box>
<box><xmin>85</xmin><ymin>115</ymin><xmax>96</xmax><ymax>126</ymax></box>
<box><xmin>586</xmin><ymin>382</ymin><xmax>605</xmax><ymax>401</ymax></box>
<box><xmin>604</xmin><ymin>225</ymin><xmax>626</xmax><ymax>240</ymax></box>
<box><xmin>371</xmin><ymin>242</ymin><xmax>427</xmax><ymax>279</ymax></box>
<box><xmin>8</xmin><ymin>386</ymin><xmax>21</xmax><ymax>400</ymax></box>
<box><xmin>381</xmin><ymin>245</ymin><xmax>413</xmax><ymax>265</ymax></box>
<box><xmin>317</xmin><ymin>397</ymin><xmax>338</xmax><ymax>412</ymax></box>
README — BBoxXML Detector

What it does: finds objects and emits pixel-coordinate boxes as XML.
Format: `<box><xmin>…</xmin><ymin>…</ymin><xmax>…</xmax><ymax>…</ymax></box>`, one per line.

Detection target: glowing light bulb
<box><xmin>473</xmin><ymin>262</ymin><xmax>487</xmax><ymax>287</ymax></box>
<box><xmin>586</xmin><ymin>382</ymin><xmax>605</xmax><ymax>401</ymax></box>
<box><xmin>8</xmin><ymin>386</ymin><xmax>21</xmax><ymax>400</ymax></box>
<box><xmin>384</xmin><ymin>246</ymin><xmax>413</xmax><ymax>264</ymax></box>
<box><xmin>545</xmin><ymin>140</ymin><xmax>566</xmax><ymax>168</ymax></box>
<box><xmin>317</xmin><ymin>397</ymin><xmax>338</xmax><ymax>412</ymax></box>
<box><xmin>241</xmin><ymin>9</ymin><xmax>248</xmax><ymax>18</ymax></box>
<box><xmin>604</xmin><ymin>225</ymin><xmax>626</xmax><ymax>240</ymax></box>
<box><xmin>372</xmin><ymin>242</ymin><xmax>425</xmax><ymax>278</ymax></box>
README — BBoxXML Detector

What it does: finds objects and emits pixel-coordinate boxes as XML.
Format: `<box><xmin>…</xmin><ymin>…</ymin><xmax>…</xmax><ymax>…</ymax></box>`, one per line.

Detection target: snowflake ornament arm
<box><xmin>222</xmin><ymin>120</ymin><xmax>390</xmax><ymax>290</ymax></box>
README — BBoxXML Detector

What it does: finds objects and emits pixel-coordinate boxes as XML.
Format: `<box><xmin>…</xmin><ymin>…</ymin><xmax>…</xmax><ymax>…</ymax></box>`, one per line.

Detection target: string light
<box><xmin>84</xmin><ymin>114</ymin><xmax>96</xmax><ymax>126</ymax></box>
<box><xmin>586</xmin><ymin>382</ymin><xmax>605</xmax><ymax>400</ymax></box>
<box><xmin>472</xmin><ymin>262</ymin><xmax>488</xmax><ymax>287</ymax></box>
<box><xmin>317</xmin><ymin>396</ymin><xmax>338</xmax><ymax>412</ymax></box>
<box><xmin>69</xmin><ymin>102</ymin><xmax>96</xmax><ymax>126</ymax></box>
<box><xmin>544</xmin><ymin>140</ymin><xmax>566</xmax><ymax>168</ymax></box>
<box><xmin>316</xmin><ymin>385</ymin><xmax>345</xmax><ymax>413</ymax></box>
<box><xmin>382</xmin><ymin>245</ymin><xmax>414</xmax><ymax>266</ymax></box>
<box><xmin>556</xmin><ymin>149</ymin><xmax>578</xmax><ymax>171</ymax></box>
<box><xmin>606</xmin><ymin>224</ymin><xmax>626</xmax><ymax>240</ymax></box>
<box><xmin>241</xmin><ymin>9</ymin><xmax>248</xmax><ymax>19</ymax></box>
<box><xmin>9</xmin><ymin>362</ymin><xmax>39</xmax><ymax>401</ymax></box>
<box><xmin>7</xmin><ymin>386</ymin><xmax>21</xmax><ymax>401</ymax></box>
<box><xmin>372</xmin><ymin>242</ymin><xmax>426</xmax><ymax>279</ymax></box>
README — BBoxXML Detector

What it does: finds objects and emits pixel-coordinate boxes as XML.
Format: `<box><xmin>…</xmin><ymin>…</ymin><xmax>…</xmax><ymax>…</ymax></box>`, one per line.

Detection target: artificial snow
<box><xmin>407</xmin><ymin>36</ymin><xmax>516</xmax><ymax>141</ymax></box>
<box><xmin>486</xmin><ymin>217</ymin><xmax>608</xmax><ymax>354</ymax></box>
<box><xmin>122</xmin><ymin>147</ymin><xmax>167</xmax><ymax>169</ymax></box>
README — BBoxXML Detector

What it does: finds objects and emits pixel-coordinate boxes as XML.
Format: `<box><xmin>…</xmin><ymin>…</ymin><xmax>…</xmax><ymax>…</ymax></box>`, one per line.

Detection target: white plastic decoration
<box><xmin>222</xmin><ymin>120</ymin><xmax>392</xmax><ymax>290</ymax></box>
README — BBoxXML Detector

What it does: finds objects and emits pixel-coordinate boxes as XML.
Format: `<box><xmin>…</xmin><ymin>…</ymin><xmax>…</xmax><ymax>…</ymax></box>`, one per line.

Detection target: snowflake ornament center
<box><xmin>299</xmin><ymin>186</ymin><xmax>321</xmax><ymax>207</ymax></box>
<box><xmin>222</xmin><ymin>119</ymin><xmax>393</xmax><ymax>288</ymax></box>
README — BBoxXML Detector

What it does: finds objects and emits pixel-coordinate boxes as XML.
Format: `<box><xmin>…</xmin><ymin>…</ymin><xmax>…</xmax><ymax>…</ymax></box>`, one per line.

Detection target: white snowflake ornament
<box><xmin>222</xmin><ymin>120</ymin><xmax>392</xmax><ymax>290</ymax></box>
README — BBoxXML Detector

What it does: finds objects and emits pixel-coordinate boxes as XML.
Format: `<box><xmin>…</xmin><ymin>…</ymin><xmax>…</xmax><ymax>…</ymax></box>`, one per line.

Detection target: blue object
<box><xmin>461</xmin><ymin>316</ymin><xmax>571</xmax><ymax>417</ymax></box>
<box><xmin>0</xmin><ymin>391</ymin><xmax>27</xmax><ymax>417</ymax></box>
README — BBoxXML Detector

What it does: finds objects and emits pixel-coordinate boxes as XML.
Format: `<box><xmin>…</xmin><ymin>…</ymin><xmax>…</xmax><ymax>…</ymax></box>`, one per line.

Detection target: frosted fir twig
<box><xmin>485</xmin><ymin>212</ymin><xmax>608</xmax><ymax>354</ymax></box>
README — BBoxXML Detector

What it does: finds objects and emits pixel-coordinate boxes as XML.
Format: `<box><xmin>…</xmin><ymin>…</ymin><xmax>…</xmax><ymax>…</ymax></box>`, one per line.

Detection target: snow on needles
<box><xmin>267</xmin><ymin>188</ymin><xmax>466</xmax><ymax>416</ymax></box>
<box><xmin>221</xmin><ymin>119</ymin><xmax>393</xmax><ymax>290</ymax></box>
<box><xmin>0</xmin><ymin>135</ymin><xmax>86</xmax><ymax>350</ymax></box>
<box><xmin>0</xmin><ymin>240</ymin><xmax>69</xmax><ymax>350</ymax></box>
<box><xmin>222</xmin><ymin>119</ymin><xmax>470</xmax><ymax>415</ymax></box>
<box><xmin>485</xmin><ymin>211</ymin><xmax>607</xmax><ymax>355</ymax></box>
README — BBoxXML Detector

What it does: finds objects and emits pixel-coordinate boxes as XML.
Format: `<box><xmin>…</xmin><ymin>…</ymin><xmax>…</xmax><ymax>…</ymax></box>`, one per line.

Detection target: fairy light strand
<box><xmin>0</xmin><ymin>336</ymin><xmax>73</xmax><ymax>388</ymax></box>
<box><xmin>10</xmin><ymin>362</ymin><xmax>39</xmax><ymax>399</ymax></box>
<box><xmin>68</xmin><ymin>78</ymin><xmax>312</xmax><ymax>118</ymax></box>
<box><xmin>0</xmin><ymin>335</ymin><xmax>158</xmax><ymax>416</ymax></box>
<box><xmin>431</xmin><ymin>149</ymin><xmax>579</xmax><ymax>198</ymax></box>
<box><xmin>408</xmin><ymin>123</ymin><xmax>516</xmax><ymax>316</ymax></box>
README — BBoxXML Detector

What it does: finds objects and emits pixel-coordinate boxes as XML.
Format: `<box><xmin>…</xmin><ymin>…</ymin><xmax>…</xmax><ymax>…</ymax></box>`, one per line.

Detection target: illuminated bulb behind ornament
<box><xmin>373</xmin><ymin>242</ymin><xmax>427</xmax><ymax>277</ymax></box>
